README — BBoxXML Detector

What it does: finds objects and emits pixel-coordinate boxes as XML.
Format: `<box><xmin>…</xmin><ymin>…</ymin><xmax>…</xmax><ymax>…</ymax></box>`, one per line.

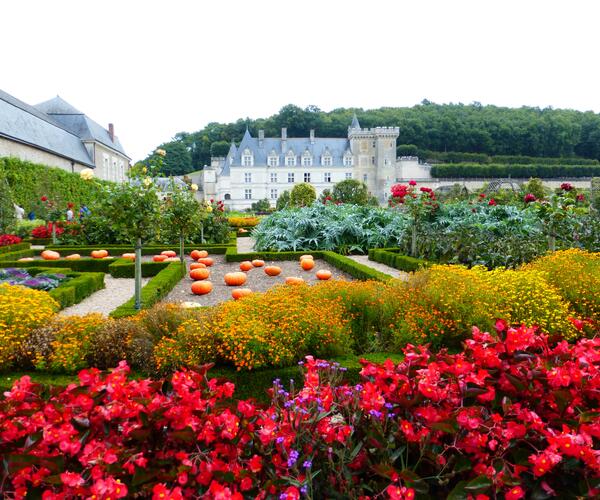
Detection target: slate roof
<box><xmin>36</xmin><ymin>96</ymin><xmax>129</xmax><ymax>158</ymax></box>
<box><xmin>350</xmin><ymin>113</ymin><xmax>361</xmax><ymax>130</ymax></box>
<box><xmin>0</xmin><ymin>89</ymin><xmax>95</xmax><ymax>167</ymax></box>
<box><xmin>226</xmin><ymin>131</ymin><xmax>352</xmax><ymax>170</ymax></box>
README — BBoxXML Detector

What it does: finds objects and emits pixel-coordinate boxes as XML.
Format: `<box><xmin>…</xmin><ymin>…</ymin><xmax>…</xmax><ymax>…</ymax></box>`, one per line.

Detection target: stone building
<box><xmin>198</xmin><ymin>115</ymin><xmax>431</xmax><ymax>210</ymax></box>
<box><xmin>0</xmin><ymin>89</ymin><xmax>130</xmax><ymax>181</ymax></box>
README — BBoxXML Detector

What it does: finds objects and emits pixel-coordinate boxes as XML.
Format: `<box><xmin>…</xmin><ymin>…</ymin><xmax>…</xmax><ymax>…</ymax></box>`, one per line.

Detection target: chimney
<box><xmin>281</xmin><ymin>127</ymin><xmax>287</xmax><ymax>153</ymax></box>
<box><xmin>310</xmin><ymin>129</ymin><xmax>315</xmax><ymax>144</ymax></box>
<box><xmin>258</xmin><ymin>129</ymin><xmax>264</xmax><ymax>147</ymax></box>
<box><xmin>108</xmin><ymin>123</ymin><xmax>114</xmax><ymax>141</ymax></box>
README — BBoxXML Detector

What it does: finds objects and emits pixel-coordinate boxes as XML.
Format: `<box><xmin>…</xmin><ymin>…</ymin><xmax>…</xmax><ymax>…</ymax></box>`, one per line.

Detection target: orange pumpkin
<box><xmin>239</xmin><ymin>261</ymin><xmax>253</xmax><ymax>272</ymax></box>
<box><xmin>300</xmin><ymin>255</ymin><xmax>314</xmax><ymax>261</ymax></box>
<box><xmin>65</xmin><ymin>253</ymin><xmax>81</xmax><ymax>260</ymax></box>
<box><xmin>285</xmin><ymin>276</ymin><xmax>305</xmax><ymax>285</ymax></box>
<box><xmin>252</xmin><ymin>259</ymin><xmax>265</xmax><ymax>267</ymax></box>
<box><xmin>90</xmin><ymin>250</ymin><xmax>105</xmax><ymax>259</ymax></box>
<box><xmin>153</xmin><ymin>255</ymin><xmax>168</xmax><ymax>262</ymax></box>
<box><xmin>264</xmin><ymin>266</ymin><xmax>282</xmax><ymax>276</ymax></box>
<box><xmin>190</xmin><ymin>262</ymin><xmax>207</xmax><ymax>270</ymax></box>
<box><xmin>231</xmin><ymin>288</ymin><xmax>252</xmax><ymax>300</ymax></box>
<box><xmin>300</xmin><ymin>258</ymin><xmax>315</xmax><ymax>271</ymax></box>
<box><xmin>197</xmin><ymin>257</ymin><xmax>214</xmax><ymax>267</ymax></box>
<box><xmin>164</xmin><ymin>257</ymin><xmax>180</xmax><ymax>262</ymax></box>
<box><xmin>161</xmin><ymin>250</ymin><xmax>177</xmax><ymax>257</ymax></box>
<box><xmin>191</xmin><ymin>281</ymin><xmax>213</xmax><ymax>295</ymax></box>
<box><xmin>41</xmin><ymin>250</ymin><xmax>60</xmax><ymax>260</ymax></box>
<box><xmin>316</xmin><ymin>269</ymin><xmax>332</xmax><ymax>280</ymax></box>
<box><xmin>190</xmin><ymin>268</ymin><xmax>210</xmax><ymax>280</ymax></box>
<box><xmin>121</xmin><ymin>253</ymin><xmax>136</xmax><ymax>260</ymax></box>
<box><xmin>194</xmin><ymin>250</ymin><xmax>209</xmax><ymax>259</ymax></box>
<box><xmin>224</xmin><ymin>272</ymin><xmax>247</xmax><ymax>286</ymax></box>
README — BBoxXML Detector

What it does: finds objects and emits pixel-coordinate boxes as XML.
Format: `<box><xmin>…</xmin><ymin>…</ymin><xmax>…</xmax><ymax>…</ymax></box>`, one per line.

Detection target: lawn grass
<box><xmin>0</xmin><ymin>352</ymin><xmax>404</xmax><ymax>403</ymax></box>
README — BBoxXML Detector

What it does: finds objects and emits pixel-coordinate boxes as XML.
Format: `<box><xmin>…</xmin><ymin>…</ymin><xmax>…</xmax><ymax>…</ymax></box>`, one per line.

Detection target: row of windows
<box><xmin>244</xmin><ymin>172</ymin><xmax>354</xmax><ymax>184</ymax></box>
<box><xmin>243</xmin><ymin>177</ymin><xmax>369</xmax><ymax>202</ymax></box>
<box><xmin>102</xmin><ymin>154</ymin><xmax>125</xmax><ymax>182</ymax></box>
<box><xmin>248</xmin><ymin>155</ymin><xmax>354</xmax><ymax>167</ymax></box>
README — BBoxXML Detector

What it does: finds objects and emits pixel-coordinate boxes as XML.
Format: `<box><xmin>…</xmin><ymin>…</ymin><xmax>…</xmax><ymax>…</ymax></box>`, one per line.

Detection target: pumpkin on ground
<box><xmin>121</xmin><ymin>253</ymin><xmax>135</xmax><ymax>260</ymax></box>
<box><xmin>190</xmin><ymin>262</ymin><xmax>206</xmax><ymax>270</ymax></box>
<box><xmin>197</xmin><ymin>257</ymin><xmax>214</xmax><ymax>267</ymax></box>
<box><xmin>285</xmin><ymin>276</ymin><xmax>305</xmax><ymax>285</ymax></box>
<box><xmin>264</xmin><ymin>266</ymin><xmax>282</xmax><ymax>276</ymax></box>
<box><xmin>161</xmin><ymin>250</ymin><xmax>177</xmax><ymax>258</ymax></box>
<box><xmin>91</xmin><ymin>249</ymin><xmax>109</xmax><ymax>259</ymax></box>
<box><xmin>191</xmin><ymin>281</ymin><xmax>213</xmax><ymax>295</ymax></box>
<box><xmin>300</xmin><ymin>259</ymin><xmax>315</xmax><ymax>271</ymax></box>
<box><xmin>66</xmin><ymin>254</ymin><xmax>81</xmax><ymax>260</ymax></box>
<box><xmin>300</xmin><ymin>255</ymin><xmax>314</xmax><ymax>261</ymax></box>
<box><xmin>41</xmin><ymin>250</ymin><xmax>60</xmax><ymax>260</ymax></box>
<box><xmin>316</xmin><ymin>269</ymin><xmax>332</xmax><ymax>280</ymax></box>
<box><xmin>191</xmin><ymin>250</ymin><xmax>208</xmax><ymax>260</ymax></box>
<box><xmin>18</xmin><ymin>257</ymin><xmax>35</xmax><ymax>262</ymax></box>
<box><xmin>153</xmin><ymin>255</ymin><xmax>168</xmax><ymax>262</ymax></box>
<box><xmin>231</xmin><ymin>288</ymin><xmax>252</xmax><ymax>300</ymax></box>
<box><xmin>164</xmin><ymin>257</ymin><xmax>179</xmax><ymax>262</ymax></box>
<box><xmin>190</xmin><ymin>268</ymin><xmax>210</xmax><ymax>280</ymax></box>
<box><xmin>251</xmin><ymin>259</ymin><xmax>265</xmax><ymax>267</ymax></box>
<box><xmin>224</xmin><ymin>272</ymin><xmax>247</xmax><ymax>286</ymax></box>
<box><xmin>239</xmin><ymin>261</ymin><xmax>253</xmax><ymax>272</ymax></box>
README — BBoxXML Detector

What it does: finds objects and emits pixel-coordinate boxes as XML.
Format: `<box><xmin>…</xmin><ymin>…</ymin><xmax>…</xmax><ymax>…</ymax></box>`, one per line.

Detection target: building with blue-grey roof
<box><xmin>0</xmin><ymin>89</ymin><xmax>130</xmax><ymax>182</ymax></box>
<box><xmin>198</xmin><ymin>114</ymin><xmax>426</xmax><ymax>209</ymax></box>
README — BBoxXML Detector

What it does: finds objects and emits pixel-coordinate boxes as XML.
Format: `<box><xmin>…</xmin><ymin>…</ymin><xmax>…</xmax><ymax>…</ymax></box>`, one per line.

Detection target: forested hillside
<box><xmin>145</xmin><ymin>102</ymin><xmax>600</xmax><ymax>175</ymax></box>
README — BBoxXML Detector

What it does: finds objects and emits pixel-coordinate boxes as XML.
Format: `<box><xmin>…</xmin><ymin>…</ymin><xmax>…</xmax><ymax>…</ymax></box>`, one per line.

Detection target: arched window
<box><xmin>242</xmin><ymin>148</ymin><xmax>253</xmax><ymax>166</ymax></box>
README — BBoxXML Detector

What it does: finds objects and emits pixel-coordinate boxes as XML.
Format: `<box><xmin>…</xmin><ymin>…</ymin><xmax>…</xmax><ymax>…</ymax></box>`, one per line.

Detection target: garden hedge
<box><xmin>108</xmin><ymin>258</ymin><xmax>170</xmax><ymax>278</ymax></box>
<box><xmin>431</xmin><ymin>163</ymin><xmax>600</xmax><ymax>178</ymax></box>
<box><xmin>424</xmin><ymin>151</ymin><xmax>600</xmax><ymax>166</ymax></box>
<box><xmin>368</xmin><ymin>248</ymin><xmax>432</xmax><ymax>272</ymax></box>
<box><xmin>0</xmin><ymin>249</ymin><xmax>35</xmax><ymax>261</ymax></box>
<box><xmin>44</xmin><ymin>243</ymin><xmax>233</xmax><ymax>256</ymax></box>
<box><xmin>110</xmin><ymin>262</ymin><xmax>186</xmax><ymax>318</ymax></box>
<box><xmin>0</xmin><ymin>258</ymin><xmax>117</xmax><ymax>273</ymax></box>
<box><xmin>225</xmin><ymin>247</ymin><xmax>393</xmax><ymax>281</ymax></box>
<box><xmin>16</xmin><ymin>266</ymin><xmax>105</xmax><ymax>309</ymax></box>
<box><xmin>0</xmin><ymin>242</ymin><xmax>30</xmax><ymax>255</ymax></box>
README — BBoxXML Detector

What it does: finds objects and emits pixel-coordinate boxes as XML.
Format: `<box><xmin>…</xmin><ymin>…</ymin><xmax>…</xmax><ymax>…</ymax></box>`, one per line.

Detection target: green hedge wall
<box><xmin>368</xmin><ymin>248</ymin><xmax>432</xmax><ymax>272</ymax></box>
<box><xmin>425</xmin><ymin>151</ymin><xmax>600</xmax><ymax>166</ymax></box>
<box><xmin>108</xmin><ymin>258</ymin><xmax>170</xmax><ymax>278</ymax></box>
<box><xmin>430</xmin><ymin>163</ymin><xmax>600</xmax><ymax>178</ymax></box>
<box><xmin>110</xmin><ymin>262</ymin><xmax>186</xmax><ymax>318</ymax></box>
<box><xmin>0</xmin><ymin>249</ymin><xmax>35</xmax><ymax>261</ymax></box>
<box><xmin>44</xmin><ymin>244</ymin><xmax>232</xmax><ymax>256</ymax></box>
<box><xmin>0</xmin><ymin>157</ymin><xmax>113</xmax><ymax>212</ymax></box>
<box><xmin>0</xmin><ymin>258</ymin><xmax>117</xmax><ymax>272</ymax></box>
<box><xmin>0</xmin><ymin>242</ymin><xmax>30</xmax><ymax>255</ymax></box>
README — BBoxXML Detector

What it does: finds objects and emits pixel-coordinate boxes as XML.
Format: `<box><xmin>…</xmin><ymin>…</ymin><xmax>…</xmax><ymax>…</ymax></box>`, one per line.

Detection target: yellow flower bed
<box><xmin>227</xmin><ymin>216</ymin><xmax>261</xmax><ymax>227</ymax></box>
<box><xmin>523</xmin><ymin>249</ymin><xmax>600</xmax><ymax>321</ymax></box>
<box><xmin>0</xmin><ymin>284</ymin><xmax>59</xmax><ymax>369</ymax></box>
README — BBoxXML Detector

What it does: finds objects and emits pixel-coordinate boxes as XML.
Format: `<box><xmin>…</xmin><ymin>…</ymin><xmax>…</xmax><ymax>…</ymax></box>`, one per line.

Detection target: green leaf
<box><xmin>464</xmin><ymin>475</ymin><xmax>493</xmax><ymax>492</ymax></box>
<box><xmin>447</xmin><ymin>480</ymin><xmax>468</xmax><ymax>500</ymax></box>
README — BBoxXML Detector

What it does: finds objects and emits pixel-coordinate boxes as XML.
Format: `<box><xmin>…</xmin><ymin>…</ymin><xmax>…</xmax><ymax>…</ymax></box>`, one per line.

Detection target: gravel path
<box><xmin>60</xmin><ymin>276</ymin><xmax>150</xmax><ymax>317</ymax></box>
<box><xmin>237</xmin><ymin>237</ymin><xmax>255</xmax><ymax>253</ymax></box>
<box><xmin>347</xmin><ymin>255</ymin><xmax>409</xmax><ymax>281</ymax></box>
<box><xmin>164</xmin><ymin>254</ymin><xmax>353</xmax><ymax>307</ymax></box>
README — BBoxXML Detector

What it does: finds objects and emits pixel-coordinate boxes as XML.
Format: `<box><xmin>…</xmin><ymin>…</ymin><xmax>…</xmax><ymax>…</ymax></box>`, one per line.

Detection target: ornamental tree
<box><xmin>161</xmin><ymin>181</ymin><xmax>201</xmax><ymax>262</ymax></box>
<box><xmin>290</xmin><ymin>183</ymin><xmax>316</xmax><ymax>207</ymax></box>
<box><xmin>331</xmin><ymin>179</ymin><xmax>370</xmax><ymax>205</ymax></box>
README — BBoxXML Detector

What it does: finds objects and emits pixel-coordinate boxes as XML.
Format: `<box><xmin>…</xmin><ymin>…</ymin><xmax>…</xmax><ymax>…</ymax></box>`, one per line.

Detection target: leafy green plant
<box><xmin>289</xmin><ymin>183</ymin><xmax>316</xmax><ymax>207</ymax></box>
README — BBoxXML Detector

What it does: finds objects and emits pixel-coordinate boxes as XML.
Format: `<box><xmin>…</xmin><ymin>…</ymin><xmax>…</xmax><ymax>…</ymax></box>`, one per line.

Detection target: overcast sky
<box><xmin>2</xmin><ymin>0</ymin><xmax>599</xmax><ymax>162</ymax></box>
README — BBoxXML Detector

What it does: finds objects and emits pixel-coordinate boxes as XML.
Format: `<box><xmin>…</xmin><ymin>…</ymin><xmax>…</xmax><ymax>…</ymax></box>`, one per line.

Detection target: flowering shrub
<box><xmin>0</xmin><ymin>234</ymin><xmax>22</xmax><ymax>246</ymax></box>
<box><xmin>2</xmin><ymin>326</ymin><xmax>600</xmax><ymax>498</ymax></box>
<box><xmin>228</xmin><ymin>216</ymin><xmax>261</xmax><ymax>227</ymax></box>
<box><xmin>31</xmin><ymin>223</ymin><xmax>64</xmax><ymax>239</ymax></box>
<box><xmin>0</xmin><ymin>283</ymin><xmax>58</xmax><ymax>369</ymax></box>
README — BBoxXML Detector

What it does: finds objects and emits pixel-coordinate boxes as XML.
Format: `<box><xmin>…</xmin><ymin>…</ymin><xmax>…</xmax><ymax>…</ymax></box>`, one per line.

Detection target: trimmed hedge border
<box><xmin>0</xmin><ymin>242</ymin><xmax>30</xmax><ymax>255</ymax></box>
<box><xmin>0</xmin><ymin>258</ymin><xmax>118</xmax><ymax>273</ymax></box>
<box><xmin>108</xmin><ymin>258</ymin><xmax>170</xmax><ymax>278</ymax></box>
<box><xmin>6</xmin><ymin>266</ymin><xmax>106</xmax><ymax>309</ymax></box>
<box><xmin>43</xmin><ymin>244</ymin><xmax>233</xmax><ymax>256</ymax></box>
<box><xmin>110</xmin><ymin>262</ymin><xmax>186</xmax><ymax>318</ymax></box>
<box><xmin>225</xmin><ymin>247</ymin><xmax>393</xmax><ymax>282</ymax></box>
<box><xmin>0</xmin><ymin>249</ymin><xmax>35</xmax><ymax>262</ymax></box>
<box><xmin>368</xmin><ymin>248</ymin><xmax>432</xmax><ymax>272</ymax></box>
<box><xmin>23</xmin><ymin>238</ymin><xmax>52</xmax><ymax>246</ymax></box>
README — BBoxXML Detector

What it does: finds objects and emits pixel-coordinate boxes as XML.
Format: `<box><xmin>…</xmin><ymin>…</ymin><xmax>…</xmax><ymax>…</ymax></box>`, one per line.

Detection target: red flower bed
<box><xmin>0</xmin><ymin>234</ymin><xmax>22</xmax><ymax>246</ymax></box>
<box><xmin>1</xmin><ymin>324</ymin><xmax>599</xmax><ymax>498</ymax></box>
<box><xmin>31</xmin><ymin>223</ymin><xmax>64</xmax><ymax>239</ymax></box>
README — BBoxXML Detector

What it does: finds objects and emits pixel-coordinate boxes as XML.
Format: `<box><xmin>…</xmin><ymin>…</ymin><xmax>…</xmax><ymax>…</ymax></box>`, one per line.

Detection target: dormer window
<box><xmin>268</xmin><ymin>149</ymin><xmax>279</xmax><ymax>167</ymax></box>
<box><xmin>343</xmin><ymin>154</ymin><xmax>353</xmax><ymax>167</ymax></box>
<box><xmin>285</xmin><ymin>150</ymin><xmax>296</xmax><ymax>166</ymax></box>
<box><xmin>321</xmin><ymin>155</ymin><xmax>332</xmax><ymax>167</ymax></box>
<box><xmin>302</xmin><ymin>150</ymin><xmax>312</xmax><ymax>166</ymax></box>
<box><xmin>242</xmin><ymin>148</ymin><xmax>253</xmax><ymax>166</ymax></box>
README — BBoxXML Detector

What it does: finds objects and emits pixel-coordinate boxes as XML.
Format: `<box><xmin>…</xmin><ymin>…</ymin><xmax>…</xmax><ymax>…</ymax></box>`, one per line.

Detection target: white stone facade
<box><xmin>199</xmin><ymin>117</ymin><xmax>435</xmax><ymax>210</ymax></box>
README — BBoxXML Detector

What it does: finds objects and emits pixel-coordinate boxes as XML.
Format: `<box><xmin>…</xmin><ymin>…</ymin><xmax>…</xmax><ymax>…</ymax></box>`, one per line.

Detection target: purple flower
<box><xmin>287</xmin><ymin>449</ymin><xmax>299</xmax><ymax>468</ymax></box>
<box><xmin>303</xmin><ymin>460</ymin><xmax>312</xmax><ymax>469</ymax></box>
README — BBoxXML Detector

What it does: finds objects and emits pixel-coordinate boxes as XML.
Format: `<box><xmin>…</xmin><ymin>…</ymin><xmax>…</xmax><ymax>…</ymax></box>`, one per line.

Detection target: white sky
<box><xmin>2</xmin><ymin>0</ymin><xmax>599</xmax><ymax>162</ymax></box>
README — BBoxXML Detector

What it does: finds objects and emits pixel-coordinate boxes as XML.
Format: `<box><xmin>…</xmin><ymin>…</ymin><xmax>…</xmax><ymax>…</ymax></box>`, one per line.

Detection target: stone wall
<box><xmin>0</xmin><ymin>137</ymin><xmax>88</xmax><ymax>173</ymax></box>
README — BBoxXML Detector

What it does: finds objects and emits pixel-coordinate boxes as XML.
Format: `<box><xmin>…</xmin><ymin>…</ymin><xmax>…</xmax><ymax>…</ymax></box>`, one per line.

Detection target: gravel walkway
<box><xmin>347</xmin><ymin>255</ymin><xmax>409</xmax><ymax>281</ymax></box>
<box><xmin>237</xmin><ymin>237</ymin><xmax>255</xmax><ymax>253</ymax></box>
<box><xmin>164</xmin><ymin>254</ymin><xmax>353</xmax><ymax>307</ymax></box>
<box><xmin>60</xmin><ymin>275</ymin><xmax>150</xmax><ymax>317</ymax></box>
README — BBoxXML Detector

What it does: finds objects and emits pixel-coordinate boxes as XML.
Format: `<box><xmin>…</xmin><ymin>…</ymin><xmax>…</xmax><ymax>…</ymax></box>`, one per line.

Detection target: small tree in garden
<box><xmin>389</xmin><ymin>181</ymin><xmax>439</xmax><ymax>257</ymax></box>
<box><xmin>101</xmin><ymin>153</ymin><xmax>163</xmax><ymax>309</ymax></box>
<box><xmin>276</xmin><ymin>190</ymin><xmax>291</xmax><ymax>210</ymax></box>
<box><xmin>161</xmin><ymin>180</ymin><xmax>201</xmax><ymax>262</ymax></box>
<box><xmin>332</xmin><ymin>179</ymin><xmax>370</xmax><ymax>205</ymax></box>
<box><xmin>39</xmin><ymin>196</ymin><xmax>64</xmax><ymax>244</ymax></box>
<box><xmin>290</xmin><ymin>183</ymin><xmax>316</xmax><ymax>207</ymax></box>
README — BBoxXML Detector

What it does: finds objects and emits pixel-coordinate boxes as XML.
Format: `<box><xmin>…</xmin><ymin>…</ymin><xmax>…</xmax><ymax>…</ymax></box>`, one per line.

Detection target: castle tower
<box><xmin>348</xmin><ymin>114</ymin><xmax>399</xmax><ymax>202</ymax></box>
